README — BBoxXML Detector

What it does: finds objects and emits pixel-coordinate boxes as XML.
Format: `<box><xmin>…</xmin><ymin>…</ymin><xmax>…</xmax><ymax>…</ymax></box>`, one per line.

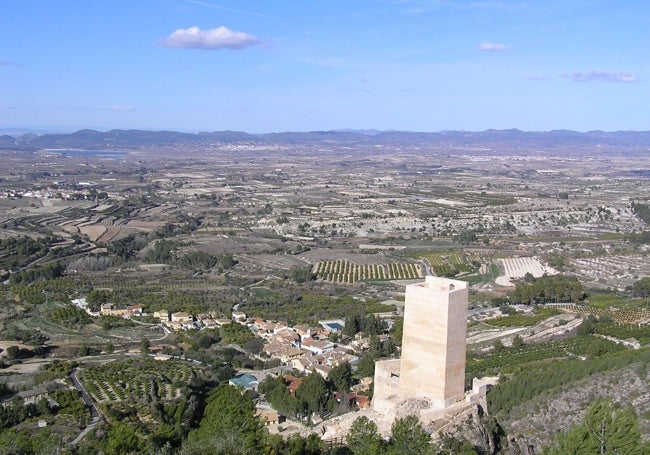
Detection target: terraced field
<box><xmin>80</xmin><ymin>357</ymin><xmax>198</xmax><ymax>404</ymax></box>
<box><xmin>550</xmin><ymin>303</ymin><xmax>650</xmax><ymax>325</ymax></box>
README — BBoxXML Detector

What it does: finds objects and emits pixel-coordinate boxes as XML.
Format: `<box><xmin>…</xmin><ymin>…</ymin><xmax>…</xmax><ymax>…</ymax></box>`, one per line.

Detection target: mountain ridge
<box><xmin>3</xmin><ymin>128</ymin><xmax>650</xmax><ymax>151</ymax></box>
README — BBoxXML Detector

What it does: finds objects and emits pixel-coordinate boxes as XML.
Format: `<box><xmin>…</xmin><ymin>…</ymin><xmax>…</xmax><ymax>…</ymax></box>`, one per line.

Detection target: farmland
<box><xmin>313</xmin><ymin>259</ymin><xmax>422</xmax><ymax>283</ymax></box>
<box><xmin>80</xmin><ymin>357</ymin><xmax>206</xmax><ymax>437</ymax></box>
<box><xmin>81</xmin><ymin>357</ymin><xmax>200</xmax><ymax>405</ymax></box>
<box><xmin>0</xmin><ymin>130</ymin><xmax>649</xmax><ymax>453</ymax></box>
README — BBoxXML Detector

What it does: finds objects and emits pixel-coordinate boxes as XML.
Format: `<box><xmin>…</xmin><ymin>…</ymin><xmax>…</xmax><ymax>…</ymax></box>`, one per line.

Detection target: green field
<box><xmin>408</xmin><ymin>250</ymin><xmax>482</xmax><ymax>277</ymax></box>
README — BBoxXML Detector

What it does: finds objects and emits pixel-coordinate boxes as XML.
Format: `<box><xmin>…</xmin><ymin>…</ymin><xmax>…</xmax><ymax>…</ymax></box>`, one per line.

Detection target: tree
<box><xmin>390</xmin><ymin>317</ymin><xmax>403</xmax><ymax>346</ymax></box>
<box><xmin>0</xmin><ymin>428</ymin><xmax>60</xmax><ymax>455</ymax></box>
<box><xmin>186</xmin><ymin>384</ymin><xmax>265</xmax><ymax>454</ymax></box>
<box><xmin>546</xmin><ymin>399</ymin><xmax>650</xmax><ymax>455</ymax></box>
<box><xmin>243</xmin><ymin>337</ymin><xmax>264</xmax><ymax>355</ymax></box>
<box><xmin>289</xmin><ymin>433</ymin><xmax>327</xmax><ymax>455</ymax></box>
<box><xmin>86</xmin><ymin>289</ymin><xmax>112</xmax><ymax>312</ymax></box>
<box><xmin>290</xmin><ymin>267</ymin><xmax>315</xmax><ymax>283</ymax></box>
<box><xmin>356</xmin><ymin>352</ymin><xmax>377</xmax><ymax>378</ymax></box>
<box><xmin>296</xmin><ymin>373</ymin><xmax>330</xmax><ymax>418</ymax></box>
<box><xmin>387</xmin><ymin>415</ymin><xmax>432</xmax><ymax>455</ymax></box>
<box><xmin>6</xmin><ymin>345</ymin><xmax>19</xmax><ymax>360</ymax></box>
<box><xmin>436</xmin><ymin>434</ymin><xmax>479</xmax><ymax>455</ymax></box>
<box><xmin>347</xmin><ymin>416</ymin><xmax>384</xmax><ymax>454</ymax></box>
<box><xmin>105</xmin><ymin>422</ymin><xmax>142</xmax><ymax>454</ymax></box>
<box><xmin>344</xmin><ymin>313</ymin><xmax>362</xmax><ymax>338</ymax></box>
<box><xmin>140</xmin><ymin>337</ymin><xmax>150</xmax><ymax>354</ymax></box>
<box><xmin>633</xmin><ymin>277</ymin><xmax>650</xmax><ymax>304</ymax></box>
<box><xmin>577</xmin><ymin>314</ymin><xmax>596</xmax><ymax>335</ymax></box>
<box><xmin>329</xmin><ymin>362</ymin><xmax>352</xmax><ymax>393</ymax></box>
<box><xmin>456</xmin><ymin>230</ymin><xmax>478</xmax><ymax>245</ymax></box>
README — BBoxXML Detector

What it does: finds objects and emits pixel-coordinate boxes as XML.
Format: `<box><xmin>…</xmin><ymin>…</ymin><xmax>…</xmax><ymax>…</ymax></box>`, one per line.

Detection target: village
<box><xmin>70</xmin><ymin>296</ymin><xmax>377</xmax><ymax>410</ymax></box>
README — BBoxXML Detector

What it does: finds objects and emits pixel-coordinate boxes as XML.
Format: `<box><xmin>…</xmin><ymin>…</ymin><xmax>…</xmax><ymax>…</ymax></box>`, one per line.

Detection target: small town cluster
<box><xmin>73</xmin><ymin>297</ymin><xmax>379</xmax><ymax>387</ymax></box>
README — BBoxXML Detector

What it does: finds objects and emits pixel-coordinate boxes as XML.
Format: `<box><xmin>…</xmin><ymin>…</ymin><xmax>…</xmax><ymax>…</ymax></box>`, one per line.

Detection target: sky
<box><xmin>1</xmin><ymin>0</ymin><xmax>648</xmax><ymax>133</ymax></box>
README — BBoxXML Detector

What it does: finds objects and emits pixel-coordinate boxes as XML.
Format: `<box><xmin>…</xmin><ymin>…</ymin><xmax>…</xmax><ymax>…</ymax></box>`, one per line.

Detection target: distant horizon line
<box><xmin>3</xmin><ymin>126</ymin><xmax>650</xmax><ymax>137</ymax></box>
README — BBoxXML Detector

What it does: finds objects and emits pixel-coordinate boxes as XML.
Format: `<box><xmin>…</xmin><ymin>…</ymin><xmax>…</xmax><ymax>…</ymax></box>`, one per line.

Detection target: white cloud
<box><xmin>479</xmin><ymin>41</ymin><xmax>510</xmax><ymax>51</ymax></box>
<box><xmin>563</xmin><ymin>70</ymin><xmax>638</xmax><ymax>83</ymax></box>
<box><xmin>162</xmin><ymin>26</ymin><xmax>261</xmax><ymax>50</ymax></box>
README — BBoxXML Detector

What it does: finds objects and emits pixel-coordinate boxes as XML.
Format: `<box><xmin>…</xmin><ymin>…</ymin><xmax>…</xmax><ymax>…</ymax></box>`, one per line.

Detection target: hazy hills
<box><xmin>2</xmin><ymin>128</ymin><xmax>650</xmax><ymax>153</ymax></box>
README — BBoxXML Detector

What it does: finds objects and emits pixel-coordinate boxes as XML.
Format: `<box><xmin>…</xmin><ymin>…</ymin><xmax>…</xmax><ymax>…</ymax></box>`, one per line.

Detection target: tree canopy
<box><xmin>546</xmin><ymin>399</ymin><xmax>650</xmax><ymax>455</ymax></box>
<box><xmin>347</xmin><ymin>416</ymin><xmax>384</xmax><ymax>455</ymax></box>
<box><xmin>632</xmin><ymin>277</ymin><xmax>650</xmax><ymax>299</ymax></box>
<box><xmin>186</xmin><ymin>384</ymin><xmax>265</xmax><ymax>455</ymax></box>
<box><xmin>510</xmin><ymin>274</ymin><xmax>585</xmax><ymax>304</ymax></box>
<box><xmin>387</xmin><ymin>415</ymin><xmax>432</xmax><ymax>455</ymax></box>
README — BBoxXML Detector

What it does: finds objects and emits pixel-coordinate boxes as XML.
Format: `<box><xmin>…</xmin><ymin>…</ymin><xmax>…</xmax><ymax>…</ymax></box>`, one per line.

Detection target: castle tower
<box><xmin>372</xmin><ymin>276</ymin><xmax>468</xmax><ymax>412</ymax></box>
<box><xmin>399</xmin><ymin>276</ymin><xmax>468</xmax><ymax>408</ymax></box>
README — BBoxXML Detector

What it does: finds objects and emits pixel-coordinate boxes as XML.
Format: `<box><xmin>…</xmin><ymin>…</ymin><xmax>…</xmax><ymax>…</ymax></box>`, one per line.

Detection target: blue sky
<box><xmin>1</xmin><ymin>0</ymin><xmax>648</xmax><ymax>133</ymax></box>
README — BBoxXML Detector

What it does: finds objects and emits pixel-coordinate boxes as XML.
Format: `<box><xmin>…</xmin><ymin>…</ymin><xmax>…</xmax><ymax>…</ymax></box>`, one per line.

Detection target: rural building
<box><xmin>100</xmin><ymin>303</ymin><xmax>142</xmax><ymax>318</ymax></box>
<box><xmin>171</xmin><ymin>312</ymin><xmax>193</xmax><ymax>323</ymax></box>
<box><xmin>231</xmin><ymin>311</ymin><xmax>246</xmax><ymax>322</ymax></box>
<box><xmin>280</xmin><ymin>347</ymin><xmax>305</xmax><ymax>364</ymax></box>
<box><xmin>153</xmin><ymin>310</ymin><xmax>169</xmax><ymax>322</ymax></box>
<box><xmin>255</xmin><ymin>408</ymin><xmax>281</xmax><ymax>426</ymax></box>
<box><xmin>283</xmin><ymin>375</ymin><xmax>303</xmax><ymax>396</ymax></box>
<box><xmin>100</xmin><ymin>303</ymin><xmax>114</xmax><ymax>315</ymax></box>
<box><xmin>291</xmin><ymin>356</ymin><xmax>313</xmax><ymax>374</ymax></box>
<box><xmin>312</xmin><ymin>364</ymin><xmax>332</xmax><ymax>379</ymax></box>
<box><xmin>300</xmin><ymin>338</ymin><xmax>334</xmax><ymax>355</ymax></box>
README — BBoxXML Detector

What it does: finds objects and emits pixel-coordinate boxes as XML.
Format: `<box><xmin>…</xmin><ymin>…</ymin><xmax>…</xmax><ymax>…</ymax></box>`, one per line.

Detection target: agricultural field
<box><xmin>80</xmin><ymin>357</ymin><xmax>205</xmax><ymax>433</ymax></box>
<box><xmin>81</xmin><ymin>357</ymin><xmax>198</xmax><ymax>403</ymax></box>
<box><xmin>466</xmin><ymin>334</ymin><xmax>625</xmax><ymax>383</ymax></box>
<box><xmin>570</xmin><ymin>253</ymin><xmax>650</xmax><ymax>289</ymax></box>
<box><xmin>312</xmin><ymin>259</ymin><xmax>422</xmax><ymax>283</ymax></box>
<box><xmin>0</xmin><ymin>130</ymin><xmax>650</xmax><ymax>453</ymax></box>
<box><xmin>461</xmin><ymin>263</ymin><xmax>501</xmax><ymax>284</ymax></box>
<box><xmin>550</xmin><ymin>303</ymin><xmax>650</xmax><ymax>325</ymax></box>
<box><xmin>409</xmin><ymin>250</ymin><xmax>483</xmax><ymax>277</ymax></box>
<box><xmin>482</xmin><ymin>307</ymin><xmax>562</xmax><ymax>328</ymax></box>
<box><xmin>496</xmin><ymin>256</ymin><xmax>557</xmax><ymax>287</ymax></box>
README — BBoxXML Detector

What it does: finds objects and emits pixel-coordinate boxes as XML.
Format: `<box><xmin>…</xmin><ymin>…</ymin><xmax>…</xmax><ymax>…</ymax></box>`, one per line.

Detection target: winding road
<box><xmin>69</xmin><ymin>368</ymin><xmax>101</xmax><ymax>445</ymax></box>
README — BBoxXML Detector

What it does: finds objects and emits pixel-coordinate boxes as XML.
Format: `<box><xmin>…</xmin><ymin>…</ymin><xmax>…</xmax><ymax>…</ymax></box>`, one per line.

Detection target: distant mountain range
<box><xmin>2</xmin><ymin>128</ymin><xmax>650</xmax><ymax>152</ymax></box>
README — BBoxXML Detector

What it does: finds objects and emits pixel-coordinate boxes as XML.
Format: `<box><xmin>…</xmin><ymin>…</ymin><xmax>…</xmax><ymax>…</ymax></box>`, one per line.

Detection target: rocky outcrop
<box><xmin>429</xmin><ymin>402</ymin><xmax>503</xmax><ymax>454</ymax></box>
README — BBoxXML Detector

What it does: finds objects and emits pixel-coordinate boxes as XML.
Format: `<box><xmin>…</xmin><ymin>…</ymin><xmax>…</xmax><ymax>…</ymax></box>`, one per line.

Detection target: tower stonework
<box><xmin>400</xmin><ymin>276</ymin><xmax>468</xmax><ymax>408</ymax></box>
<box><xmin>373</xmin><ymin>276</ymin><xmax>468</xmax><ymax>413</ymax></box>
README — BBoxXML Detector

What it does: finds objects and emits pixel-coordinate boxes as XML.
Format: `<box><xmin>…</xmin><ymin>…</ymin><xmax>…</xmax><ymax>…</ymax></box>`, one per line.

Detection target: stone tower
<box><xmin>399</xmin><ymin>276</ymin><xmax>468</xmax><ymax>408</ymax></box>
<box><xmin>373</xmin><ymin>276</ymin><xmax>468</xmax><ymax>412</ymax></box>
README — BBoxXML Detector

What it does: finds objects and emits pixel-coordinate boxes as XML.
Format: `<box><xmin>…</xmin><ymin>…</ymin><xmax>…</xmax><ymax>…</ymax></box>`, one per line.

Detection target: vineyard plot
<box><xmin>313</xmin><ymin>260</ymin><xmax>423</xmax><ymax>283</ymax></box>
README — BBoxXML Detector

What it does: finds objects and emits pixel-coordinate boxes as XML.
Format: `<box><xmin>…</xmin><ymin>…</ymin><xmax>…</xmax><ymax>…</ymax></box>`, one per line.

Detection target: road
<box><xmin>69</xmin><ymin>368</ymin><xmax>101</xmax><ymax>445</ymax></box>
<box><xmin>128</xmin><ymin>318</ymin><xmax>170</xmax><ymax>341</ymax></box>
